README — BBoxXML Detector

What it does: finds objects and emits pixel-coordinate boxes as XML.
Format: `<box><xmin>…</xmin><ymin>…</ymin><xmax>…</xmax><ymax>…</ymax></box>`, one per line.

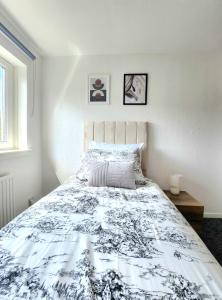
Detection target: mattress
<box><xmin>0</xmin><ymin>179</ymin><xmax>222</xmax><ymax>299</ymax></box>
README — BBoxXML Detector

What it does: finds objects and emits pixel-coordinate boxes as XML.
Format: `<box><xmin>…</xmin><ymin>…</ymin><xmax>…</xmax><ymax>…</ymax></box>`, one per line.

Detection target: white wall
<box><xmin>206</xmin><ymin>54</ymin><xmax>222</xmax><ymax>217</ymax></box>
<box><xmin>42</xmin><ymin>54</ymin><xmax>222</xmax><ymax>216</ymax></box>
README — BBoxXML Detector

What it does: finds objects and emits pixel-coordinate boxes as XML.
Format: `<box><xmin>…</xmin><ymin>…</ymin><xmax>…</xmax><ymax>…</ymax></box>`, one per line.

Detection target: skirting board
<box><xmin>204</xmin><ymin>212</ymin><xmax>222</xmax><ymax>218</ymax></box>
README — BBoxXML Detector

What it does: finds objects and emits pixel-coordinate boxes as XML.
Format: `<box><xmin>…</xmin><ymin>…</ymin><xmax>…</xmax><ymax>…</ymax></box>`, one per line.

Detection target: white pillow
<box><xmin>89</xmin><ymin>141</ymin><xmax>144</xmax><ymax>153</ymax></box>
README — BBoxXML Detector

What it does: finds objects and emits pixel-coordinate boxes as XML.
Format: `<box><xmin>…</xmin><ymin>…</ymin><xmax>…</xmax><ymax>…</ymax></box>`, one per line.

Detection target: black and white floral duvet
<box><xmin>0</xmin><ymin>179</ymin><xmax>222</xmax><ymax>299</ymax></box>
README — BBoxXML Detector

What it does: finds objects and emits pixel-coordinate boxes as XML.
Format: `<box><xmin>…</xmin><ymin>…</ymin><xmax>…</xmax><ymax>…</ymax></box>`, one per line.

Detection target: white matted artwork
<box><xmin>123</xmin><ymin>73</ymin><xmax>148</xmax><ymax>105</ymax></box>
<box><xmin>88</xmin><ymin>74</ymin><xmax>110</xmax><ymax>104</ymax></box>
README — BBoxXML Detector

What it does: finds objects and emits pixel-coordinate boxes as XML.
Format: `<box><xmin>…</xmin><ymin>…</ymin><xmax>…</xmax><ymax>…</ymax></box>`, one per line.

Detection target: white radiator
<box><xmin>0</xmin><ymin>174</ymin><xmax>15</xmax><ymax>228</ymax></box>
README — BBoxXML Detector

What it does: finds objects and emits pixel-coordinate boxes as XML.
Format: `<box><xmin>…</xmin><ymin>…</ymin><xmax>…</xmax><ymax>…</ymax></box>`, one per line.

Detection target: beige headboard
<box><xmin>84</xmin><ymin>121</ymin><xmax>148</xmax><ymax>173</ymax></box>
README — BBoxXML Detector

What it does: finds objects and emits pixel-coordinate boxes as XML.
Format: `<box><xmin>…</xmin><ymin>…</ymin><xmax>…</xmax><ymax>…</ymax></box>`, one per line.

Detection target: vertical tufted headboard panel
<box><xmin>84</xmin><ymin>121</ymin><xmax>148</xmax><ymax>174</ymax></box>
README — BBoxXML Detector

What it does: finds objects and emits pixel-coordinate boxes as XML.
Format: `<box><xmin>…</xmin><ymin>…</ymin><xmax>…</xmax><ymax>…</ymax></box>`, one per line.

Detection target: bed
<box><xmin>0</xmin><ymin>121</ymin><xmax>222</xmax><ymax>299</ymax></box>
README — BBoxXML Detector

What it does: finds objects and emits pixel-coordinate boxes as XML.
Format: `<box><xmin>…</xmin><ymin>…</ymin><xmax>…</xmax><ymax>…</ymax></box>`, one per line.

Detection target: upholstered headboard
<box><xmin>84</xmin><ymin>121</ymin><xmax>148</xmax><ymax>174</ymax></box>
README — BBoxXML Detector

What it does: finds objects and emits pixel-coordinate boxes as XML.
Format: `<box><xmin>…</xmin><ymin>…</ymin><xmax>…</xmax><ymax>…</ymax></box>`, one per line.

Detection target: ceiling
<box><xmin>0</xmin><ymin>0</ymin><xmax>222</xmax><ymax>56</ymax></box>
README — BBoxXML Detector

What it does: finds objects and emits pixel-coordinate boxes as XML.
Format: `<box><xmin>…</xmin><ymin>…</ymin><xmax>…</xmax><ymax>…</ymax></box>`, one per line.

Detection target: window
<box><xmin>0</xmin><ymin>26</ymin><xmax>32</xmax><ymax>154</ymax></box>
<box><xmin>0</xmin><ymin>57</ymin><xmax>13</xmax><ymax>149</ymax></box>
<box><xmin>0</xmin><ymin>65</ymin><xmax>6</xmax><ymax>142</ymax></box>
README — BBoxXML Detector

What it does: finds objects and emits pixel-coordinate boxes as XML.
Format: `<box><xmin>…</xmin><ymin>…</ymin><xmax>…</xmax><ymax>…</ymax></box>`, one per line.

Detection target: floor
<box><xmin>200</xmin><ymin>218</ymin><xmax>222</xmax><ymax>266</ymax></box>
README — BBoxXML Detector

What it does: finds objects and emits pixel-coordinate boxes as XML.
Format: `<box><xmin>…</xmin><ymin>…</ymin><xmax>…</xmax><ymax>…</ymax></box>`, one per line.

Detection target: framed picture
<box><xmin>88</xmin><ymin>74</ymin><xmax>110</xmax><ymax>104</ymax></box>
<box><xmin>123</xmin><ymin>73</ymin><xmax>148</xmax><ymax>105</ymax></box>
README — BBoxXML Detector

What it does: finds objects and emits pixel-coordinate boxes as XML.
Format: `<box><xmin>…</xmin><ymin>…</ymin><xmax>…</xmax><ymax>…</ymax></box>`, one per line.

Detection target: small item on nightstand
<box><xmin>170</xmin><ymin>174</ymin><xmax>182</xmax><ymax>195</ymax></box>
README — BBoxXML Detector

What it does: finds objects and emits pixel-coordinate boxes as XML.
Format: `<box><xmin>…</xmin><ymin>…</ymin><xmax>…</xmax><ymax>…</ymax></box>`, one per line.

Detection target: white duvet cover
<box><xmin>0</xmin><ymin>179</ymin><xmax>222</xmax><ymax>299</ymax></box>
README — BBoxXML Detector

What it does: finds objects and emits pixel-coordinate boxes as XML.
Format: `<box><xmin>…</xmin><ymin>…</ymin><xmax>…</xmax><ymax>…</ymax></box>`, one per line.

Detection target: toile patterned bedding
<box><xmin>0</xmin><ymin>179</ymin><xmax>222</xmax><ymax>299</ymax></box>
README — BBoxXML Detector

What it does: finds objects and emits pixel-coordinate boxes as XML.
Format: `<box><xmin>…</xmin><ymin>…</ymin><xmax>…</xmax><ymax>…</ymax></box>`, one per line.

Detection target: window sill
<box><xmin>0</xmin><ymin>149</ymin><xmax>32</xmax><ymax>160</ymax></box>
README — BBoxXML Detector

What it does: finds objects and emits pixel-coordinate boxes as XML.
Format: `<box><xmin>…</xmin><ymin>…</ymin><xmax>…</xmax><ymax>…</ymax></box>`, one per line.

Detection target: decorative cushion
<box><xmin>76</xmin><ymin>148</ymin><xmax>146</xmax><ymax>185</ymax></box>
<box><xmin>89</xmin><ymin>141</ymin><xmax>145</xmax><ymax>184</ymax></box>
<box><xmin>88</xmin><ymin>161</ymin><xmax>136</xmax><ymax>189</ymax></box>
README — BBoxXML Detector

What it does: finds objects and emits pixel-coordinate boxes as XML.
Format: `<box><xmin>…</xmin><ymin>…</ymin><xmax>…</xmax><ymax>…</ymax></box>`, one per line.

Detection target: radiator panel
<box><xmin>0</xmin><ymin>174</ymin><xmax>15</xmax><ymax>228</ymax></box>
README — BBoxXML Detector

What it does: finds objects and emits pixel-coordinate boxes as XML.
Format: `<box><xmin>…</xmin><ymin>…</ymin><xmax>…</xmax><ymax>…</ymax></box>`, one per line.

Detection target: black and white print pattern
<box><xmin>0</xmin><ymin>178</ymin><xmax>222</xmax><ymax>299</ymax></box>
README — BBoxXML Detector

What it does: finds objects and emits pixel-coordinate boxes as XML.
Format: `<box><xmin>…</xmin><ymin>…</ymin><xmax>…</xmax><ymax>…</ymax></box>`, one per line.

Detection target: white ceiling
<box><xmin>0</xmin><ymin>0</ymin><xmax>222</xmax><ymax>56</ymax></box>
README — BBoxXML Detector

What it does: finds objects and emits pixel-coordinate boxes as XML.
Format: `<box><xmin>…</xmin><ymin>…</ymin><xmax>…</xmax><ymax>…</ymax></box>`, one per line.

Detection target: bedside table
<box><xmin>164</xmin><ymin>190</ymin><xmax>204</xmax><ymax>234</ymax></box>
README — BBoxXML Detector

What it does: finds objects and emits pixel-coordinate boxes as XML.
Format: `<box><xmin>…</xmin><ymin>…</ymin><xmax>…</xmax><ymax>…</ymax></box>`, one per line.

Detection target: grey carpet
<box><xmin>200</xmin><ymin>218</ymin><xmax>222</xmax><ymax>266</ymax></box>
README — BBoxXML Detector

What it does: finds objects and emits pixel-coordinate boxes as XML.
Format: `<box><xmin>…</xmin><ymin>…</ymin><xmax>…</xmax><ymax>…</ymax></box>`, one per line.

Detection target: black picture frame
<box><xmin>123</xmin><ymin>73</ymin><xmax>148</xmax><ymax>105</ymax></box>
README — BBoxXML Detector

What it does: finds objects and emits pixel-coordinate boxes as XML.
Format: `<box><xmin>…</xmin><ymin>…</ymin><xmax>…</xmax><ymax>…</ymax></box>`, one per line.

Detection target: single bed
<box><xmin>0</xmin><ymin>121</ymin><xmax>222</xmax><ymax>299</ymax></box>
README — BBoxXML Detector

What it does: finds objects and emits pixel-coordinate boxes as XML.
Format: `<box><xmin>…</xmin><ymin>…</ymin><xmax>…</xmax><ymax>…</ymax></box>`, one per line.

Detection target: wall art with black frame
<box><xmin>123</xmin><ymin>73</ymin><xmax>148</xmax><ymax>105</ymax></box>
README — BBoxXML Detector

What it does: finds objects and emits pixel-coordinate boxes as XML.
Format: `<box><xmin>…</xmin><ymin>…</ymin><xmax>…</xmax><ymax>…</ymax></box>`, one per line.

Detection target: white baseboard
<box><xmin>204</xmin><ymin>212</ymin><xmax>222</xmax><ymax>218</ymax></box>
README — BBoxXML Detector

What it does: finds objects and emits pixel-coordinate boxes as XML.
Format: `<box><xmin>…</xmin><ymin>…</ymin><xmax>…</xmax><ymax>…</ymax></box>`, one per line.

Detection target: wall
<box><xmin>0</xmin><ymin>13</ymin><xmax>42</xmax><ymax>216</ymax></box>
<box><xmin>206</xmin><ymin>54</ymin><xmax>222</xmax><ymax>216</ymax></box>
<box><xmin>42</xmin><ymin>54</ymin><xmax>222</xmax><ymax>216</ymax></box>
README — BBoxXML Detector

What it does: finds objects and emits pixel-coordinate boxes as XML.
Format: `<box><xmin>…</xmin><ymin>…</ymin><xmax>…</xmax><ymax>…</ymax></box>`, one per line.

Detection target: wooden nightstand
<box><xmin>164</xmin><ymin>190</ymin><xmax>204</xmax><ymax>234</ymax></box>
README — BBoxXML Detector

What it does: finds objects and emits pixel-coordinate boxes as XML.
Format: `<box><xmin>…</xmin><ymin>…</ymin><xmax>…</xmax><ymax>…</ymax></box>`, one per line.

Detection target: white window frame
<box><xmin>0</xmin><ymin>56</ymin><xmax>14</xmax><ymax>150</ymax></box>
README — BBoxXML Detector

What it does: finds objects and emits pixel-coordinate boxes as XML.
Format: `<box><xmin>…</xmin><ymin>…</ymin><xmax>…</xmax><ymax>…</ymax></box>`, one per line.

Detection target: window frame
<box><xmin>0</xmin><ymin>56</ymin><xmax>14</xmax><ymax>150</ymax></box>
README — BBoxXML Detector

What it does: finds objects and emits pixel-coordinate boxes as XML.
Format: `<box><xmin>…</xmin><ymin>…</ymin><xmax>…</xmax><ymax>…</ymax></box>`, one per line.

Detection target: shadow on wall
<box><xmin>44</xmin><ymin>55</ymin><xmax>82</xmax><ymax>192</ymax></box>
<box><xmin>147</xmin><ymin>122</ymin><xmax>208</xmax><ymax>198</ymax></box>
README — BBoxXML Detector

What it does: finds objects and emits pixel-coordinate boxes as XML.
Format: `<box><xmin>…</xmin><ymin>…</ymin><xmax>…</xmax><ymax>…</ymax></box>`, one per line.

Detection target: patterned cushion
<box><xmin>88</xmin><ymin>161</ymin><xmax>136</xmax><ymax>189</ymax></box>
<box><xmin>76</xmin><ymin>148</ymin><xmax>146</xmax><ymax>185</ymax></box>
